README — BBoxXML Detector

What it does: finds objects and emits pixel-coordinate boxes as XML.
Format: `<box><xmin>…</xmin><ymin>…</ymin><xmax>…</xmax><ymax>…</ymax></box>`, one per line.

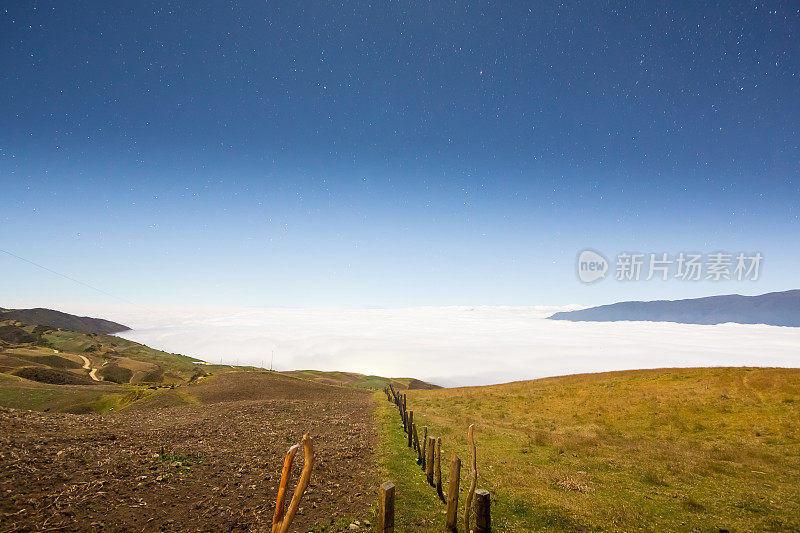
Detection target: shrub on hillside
<box><xmin>13</xmin><ymin>366</ymin><xmax>94</xmax><ymax>385</ymax></box>
<box><xmin>138</xmin><ymin>368</ymin><xmax>164</xmax><ymax>383</ymax></box>
<box><xmin>17</xmin><ymin>354</ymin><xmax>83</xmax><ymax>369</ymax></box>
<box><xmin>98</xmin><ymin>363</ymin><xmax>133</xmax><ymax>384</ymax></box>
<box><xmin>0</xmin><ymin>325</ymin><xmax>36</xmax><ymax>344</ymax></box>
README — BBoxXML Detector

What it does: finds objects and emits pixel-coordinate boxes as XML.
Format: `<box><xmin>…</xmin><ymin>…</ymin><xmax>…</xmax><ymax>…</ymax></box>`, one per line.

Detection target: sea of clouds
<box><xmin>75</xmin><ymin>305</ymin><xmax>800</xmax><ymax>387</ymax></box>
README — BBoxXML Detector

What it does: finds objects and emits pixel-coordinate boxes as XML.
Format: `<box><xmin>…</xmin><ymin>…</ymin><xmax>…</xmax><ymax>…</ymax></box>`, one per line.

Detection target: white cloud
<box><xmin>85</xmin><ymin>305</ymin><xmax>800</xmax><ymax>387</ymax></box>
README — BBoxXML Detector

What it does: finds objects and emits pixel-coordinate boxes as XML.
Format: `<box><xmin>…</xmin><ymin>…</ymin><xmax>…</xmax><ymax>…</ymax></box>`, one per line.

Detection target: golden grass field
<box><xmin>378</xmin><ymin>367</ymin><xmax>800</xmax><ymax>532</ymax></box>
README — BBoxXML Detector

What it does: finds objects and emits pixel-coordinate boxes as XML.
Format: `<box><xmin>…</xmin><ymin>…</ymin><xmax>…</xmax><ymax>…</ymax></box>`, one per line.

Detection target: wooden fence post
<box><xmin>378</xmin><ymin>482</ymin><xmax>395</xmax><ymax>533</ymax></box>
<box><xmin>445</xmin><ymin>454</ymin><xmax>461</xmax><ymax>532</ymax></box>
<box><xmin>474</xmin><ymin>489</ymin><xmax>490</xmax><ymax>533</ymax></box>
<box><xmin>403</xmin><ymin>408</ymin><xmax>408</xmax><ymax>433</ymax></box>
<box><xmin>426</xmin><ymin>436</ymin><xmax>435</xmax><ymax>486</ymax></box>
<box><xmin>273</xmin><ymin>434</ymin><xmax>315</xmax><ymax>533</ymax></box>
<box><xmin>420</xmin><ymin>426</ymin><xmax>428</xmax><ymax>471</ymax></box>
<box><xmin>271</xmin><ymin>444</ymin><xmax>300</xmax><ymax>533</ymax></box>
<box><xmin>407</xmin><ymin>411</ymin><xmax>414</xmax><ymax>447</ymax></box>
<box><xmin>435</xmin><ymin>437</ymin><xmax>444</xmax><ymax>501</ymax></box>
<box><xmin>463</xmin><ymin>425</ymin><xmax>477</xmax><ymax>533</ymax></box>
<box><xmin>413</xmin><ymin>423</ymin><xmax>422</xmax><ymax>461</ymax></box>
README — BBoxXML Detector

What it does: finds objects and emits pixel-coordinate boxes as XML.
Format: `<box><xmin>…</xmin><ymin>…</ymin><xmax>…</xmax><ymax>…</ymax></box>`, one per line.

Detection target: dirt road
<box><xmin>0</xmin><ymin>371</ymin><xmax>377</xmax><ymax>532</ymax></box>
<box><xmin>77</xmin><ymin>354</ymin><xmax>101</xmax><ymax>382</ymax></box>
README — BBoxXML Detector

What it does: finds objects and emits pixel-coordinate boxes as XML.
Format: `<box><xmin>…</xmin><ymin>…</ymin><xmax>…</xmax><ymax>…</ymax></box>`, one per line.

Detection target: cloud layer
<box><xmin>104</xmin><ymin>306</ymin><xmax>800</xmax><ymax>387</ymax></box>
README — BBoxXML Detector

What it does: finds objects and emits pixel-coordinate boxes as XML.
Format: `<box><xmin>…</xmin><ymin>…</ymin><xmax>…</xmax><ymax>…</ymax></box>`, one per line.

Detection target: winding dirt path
<box><xmin>77</xmin><ymin>355</ymin><xmax>101</xmax><ymax>382</ymax></box>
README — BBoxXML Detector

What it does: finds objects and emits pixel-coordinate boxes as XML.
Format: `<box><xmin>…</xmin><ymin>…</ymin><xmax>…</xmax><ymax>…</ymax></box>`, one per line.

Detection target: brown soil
<box><xmin>0</xmin><ymin>371</ymin><xmax>377</xmax><ymax>532</ymax></box>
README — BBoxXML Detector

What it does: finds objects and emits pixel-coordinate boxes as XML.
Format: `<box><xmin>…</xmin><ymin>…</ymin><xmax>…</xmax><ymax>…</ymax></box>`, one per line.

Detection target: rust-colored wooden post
<box><xmin>378</xmin><ymin>482</ymin><xmax>395</xmax><ymax>533</ymax></box>
<box><xmin>474</xmin><ymin>489</ymin><xmax>490</xmax><ymax>533</ymax></box>
<box><xmin>273</xmin><ymin>434</ymin><xmax>315</xmax><ymax>533</ymax></box>
<box><xmin>407</xmin><ymin>411</ymin><xmax>414</xmax><ymax>447</ymax></box>
<box><xmin>271</xmin><ymin>444</ymin><xmax>299</xmax><ymax>532</ymax></box>
<box><xmin>445</xmin><ymin>454</ymin><xmax>461</xmax><ymax>532</ymax></box>
<box><xmin>426</xmin><ymin>436</ymin><xmax>435</xmax><ymax>485</ymax></box>
<box><xmin>420</xmin><ymin>426</ymin><xmax>428</xmax><ymax>471</ymax></box>
<box><xmin>435</xmin><ymin>437</ymin><xmax>445</xmax><ymax>501</ymax></box>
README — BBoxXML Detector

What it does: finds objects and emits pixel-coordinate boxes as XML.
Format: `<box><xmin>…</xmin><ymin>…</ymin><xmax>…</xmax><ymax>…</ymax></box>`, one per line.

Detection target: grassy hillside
<box><xmin>0</xmin><ymin>307</ymin><xmax>130</xmax><ymax>333</ymax></box>
<box><xmin>0</xmin><ymin>323</ymin><xmax>223</xmax><ymax>412</ymax></box>
<box><xmin>35</xmin><ymin>329</ymin><xmax>219</xmax><ymax>385</ymax></box>
<box><xmin>379</xmin><ymin>367</ymin><xmax>800</xmax><ymax>532</ymax></box>
<box><xmin>0</xmin><ymin>319</ymin><xmax>432</xmax><ymax>414</ymax></box>
<box><xmin>283</xmin><ymin>369</ymin><xmax>441</xmax><ymax>390</ymax></box>
<box><xmin>0</xmin><ymin>372</ymin><xmax>122</xmax><ymax>412</ymax></box>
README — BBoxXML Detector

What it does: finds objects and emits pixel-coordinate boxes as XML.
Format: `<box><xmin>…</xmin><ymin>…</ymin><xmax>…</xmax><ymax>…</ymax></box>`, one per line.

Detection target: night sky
<box><xmin>1</xmin><ymin>1</ymin><xmax>798</xmax><ymax>308</ymax></box>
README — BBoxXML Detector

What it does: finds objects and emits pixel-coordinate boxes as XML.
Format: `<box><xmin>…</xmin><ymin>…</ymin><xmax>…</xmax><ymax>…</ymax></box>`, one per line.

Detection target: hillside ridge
<box><xmin>0</xmin><ymin>307</ymin><xmax>130</xmax><ymax>334</ymax></box>
<box><xmin>548</xmin><ymin>289</ymin><xmax>800</xmax><ymax>327</ymax></box>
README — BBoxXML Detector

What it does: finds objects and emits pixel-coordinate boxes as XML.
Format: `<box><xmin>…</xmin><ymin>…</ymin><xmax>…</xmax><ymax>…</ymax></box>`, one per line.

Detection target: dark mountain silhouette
<box><xmin>0</xmin><ymin>307</ymin><xmax>130</xmax><ymax>334</ymax></box>
<box><xmin>548</xmin><ymin>290</ymin><xmax>800</xmax><ymax>327</ymax></box>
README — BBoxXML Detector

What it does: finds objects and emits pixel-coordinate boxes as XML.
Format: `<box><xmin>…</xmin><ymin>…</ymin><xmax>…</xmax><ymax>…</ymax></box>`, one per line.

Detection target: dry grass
<box><xmin>388</xmin><ymin>367</ymin><xmax>800</xmax><ymax>531</ymax></box>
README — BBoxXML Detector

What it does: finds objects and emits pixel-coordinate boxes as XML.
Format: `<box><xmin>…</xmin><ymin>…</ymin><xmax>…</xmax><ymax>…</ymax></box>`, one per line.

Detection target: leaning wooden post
<box><xmin>445</xmin><ymin>454</ymin><xmax>461</xmax><ymax>532</ymax></box>
<box><xmin>426</xmin><ymin>436</ymin><xmax>435</xmax><ymax>486</ymax></box>
<box><xmin>271</xmin><ymin>444</ymin><xmax>300</xmax><ymax>533</ymax></box>
<box><xmin>435</xmin><ymin>437</ymin><xmax>445</xmax><ymax>501</ymax></box>
<box><xmin>378</xmin><ymin>481</ymin><xmax>395</xmax><ymax>533</ymax></box>
<box><xmin>463</xmin><ymin>425</ymin><xmax>477</xmax><ymax>533</ymax></box>
<box><xmin>474</xmin><ymin>489</ymin><xmax>490</xmax><ymax>533</ymax></box>
<box><xmin>420</xmin><ymin>426</ymin><xmax>428</xmax><ymax>471</ymax></box>
<box><xmin>274</xmin><ymin>434</ymin><xmax>315</xmax><ymax>533</ymax></box>
<box><xmin>407</xmin><ymin>411</ymin><xmax>414</xmax><ymax>447</ymax></box>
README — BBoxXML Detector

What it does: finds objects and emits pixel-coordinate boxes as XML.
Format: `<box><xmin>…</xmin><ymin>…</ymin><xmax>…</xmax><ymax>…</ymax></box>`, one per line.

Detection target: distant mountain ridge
<box><xmin>0</xmin><ymin>307</ymin><xmax>130</xmax><ymax>334</ymax></box>
<box><xmin>548</xmin><ymin>290</ymin><xmax>800</xmax><ymax>327</ymax></box>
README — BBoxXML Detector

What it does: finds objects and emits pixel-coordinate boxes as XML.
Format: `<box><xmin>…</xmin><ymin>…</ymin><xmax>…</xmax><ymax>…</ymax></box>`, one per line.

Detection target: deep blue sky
<box><xmin>1</xmin><ymin>1</ymin><xmax>798</xmax><ymax>308</ymax></box>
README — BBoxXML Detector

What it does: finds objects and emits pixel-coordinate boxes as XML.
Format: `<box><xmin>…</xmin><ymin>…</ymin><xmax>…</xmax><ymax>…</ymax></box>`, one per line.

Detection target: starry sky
<box><xmin>1</xmin><ymin>1</ymin><xmax>798</xmax><ymax>308</ymax></box>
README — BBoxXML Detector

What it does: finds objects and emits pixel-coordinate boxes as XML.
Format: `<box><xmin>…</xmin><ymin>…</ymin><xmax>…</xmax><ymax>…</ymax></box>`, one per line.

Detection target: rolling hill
<box><xmin>0</xmin><ymin>307</ymin><xmax>130</xmax><ymax>334</ymax></box>
<box><xmin>548</xmin><ymin>289</ymin><xmax>800</xmax><ymax>327</ymax></box>
<box><xmin>283</xmin><ymin>369</ymin><xmax>441</xmax><ymax>391</ymax></box>
<box><xmin>0</xmin><ymin>315</ymin><xmax>438</xmax><ymax>414</ymax></box>
<box><xmin>386</xmin><ymin>366</ymin><xmax>800</xmax><ymax>531</ymax></box>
